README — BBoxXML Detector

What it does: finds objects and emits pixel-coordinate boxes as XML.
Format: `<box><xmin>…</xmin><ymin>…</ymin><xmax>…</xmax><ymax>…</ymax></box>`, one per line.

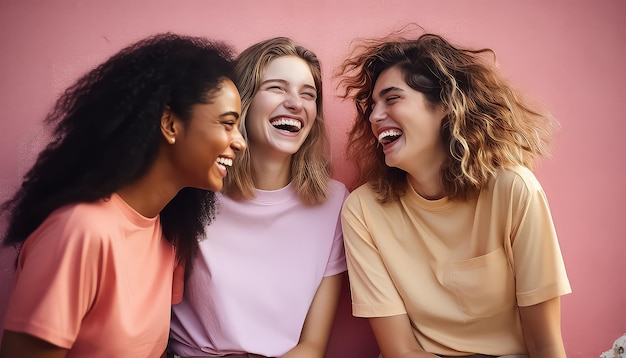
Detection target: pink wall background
<box><xmin>0</xmin><ymin>0</ymin><xmax>624</xmax><ymax>356</ymax></box>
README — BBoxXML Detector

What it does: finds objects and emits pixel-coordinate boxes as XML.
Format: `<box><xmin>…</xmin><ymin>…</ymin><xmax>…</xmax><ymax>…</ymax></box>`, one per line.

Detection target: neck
<box><xmin>407</xmin><ymin>173</ymin><xmax>444</xmax><ymax>200</ymax></box>
<box><xmin>250</xmin><ymin>152</ymin><xmax>292</xmax><ymax>191</ymax></box>
<box><xmin>405</xmin><ymin>149</ymin><xmax>446</xmax><ymax>200</ymax></box>
<box><xmin>116</xmin><ymin>155</ymin><xmax>180</xmax><ymax>218</ymax></box>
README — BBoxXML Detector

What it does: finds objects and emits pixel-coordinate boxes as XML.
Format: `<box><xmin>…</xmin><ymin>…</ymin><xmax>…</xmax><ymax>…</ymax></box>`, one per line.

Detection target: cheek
<box><xmin>203</xmin><ymin>131</ymin><xmax>229</xmax><ymax>155</ymax></box>
<box><xmin>306</xmin><ymin>103</ymin><xmax>317</xmax><ymax>123</ymax></box>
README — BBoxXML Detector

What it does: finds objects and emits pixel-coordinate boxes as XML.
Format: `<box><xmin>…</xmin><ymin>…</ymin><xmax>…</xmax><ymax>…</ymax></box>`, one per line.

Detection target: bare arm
<box><xmin>519</xmin><ymin>297</ymin><xmax>567</xmax><ymax>358</ymax></box>
<box><xmin>0</xmin><ymin>330</ymin><xmax>68</xmax><ymax>358</ymax></box>
<box><xmin>281</xmin><ymin>273</ymin><xmax>344</xmax><ymax>358</ymax></box>
<box><xmin>369</xmin><ymin>314</ymin><xmax>438</xmax><ymax>358</ymax></box>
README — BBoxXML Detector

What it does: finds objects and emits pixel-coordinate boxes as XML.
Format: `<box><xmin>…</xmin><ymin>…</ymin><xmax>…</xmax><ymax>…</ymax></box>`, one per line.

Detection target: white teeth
<box><xmin>271</xmin><ymin>118</ymin><xmax>302</xmax><ymax>129</ymax></box>
<box><xmin>378</xmin><ymin>129</ymin><xmax>403</xmax><ymax>142</ymax></box>
<box><xmin>216</xmin><ymin>157</ymin><xmax>232</xmax><ymax>167</ymax></box>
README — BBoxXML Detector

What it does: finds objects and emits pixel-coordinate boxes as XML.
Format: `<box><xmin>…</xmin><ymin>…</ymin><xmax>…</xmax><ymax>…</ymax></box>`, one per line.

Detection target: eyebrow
<box><xmin>375</xmin><ymin>86</ymin><xmax>403</xmax><ymax>99</ymax></box>
<box><xmin>221</xmin><ymin>111</ymin><xmax>240</xmax><ymax>120</ymax></box>
<box><xmin>261</xmin><ymin>78</ymin><xmax>316</xmax><ymax>91</ymax></box>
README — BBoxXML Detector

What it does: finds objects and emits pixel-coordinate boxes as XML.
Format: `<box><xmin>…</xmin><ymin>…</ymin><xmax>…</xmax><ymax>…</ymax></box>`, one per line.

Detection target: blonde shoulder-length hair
<box><xmin>223</xmin><ymin>37</ymin><xmax>331</xmax><ymax>205</ymax></box>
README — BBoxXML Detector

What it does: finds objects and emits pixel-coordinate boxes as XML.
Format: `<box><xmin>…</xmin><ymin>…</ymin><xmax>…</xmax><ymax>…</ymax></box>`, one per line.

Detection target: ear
<box><xmin>160</xmin><ymin>106</ymin><xmax>178</xmax><ymax>144</ymax></box>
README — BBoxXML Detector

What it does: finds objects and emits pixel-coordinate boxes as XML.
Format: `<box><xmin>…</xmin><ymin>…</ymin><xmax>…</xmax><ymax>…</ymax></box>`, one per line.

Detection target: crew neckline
<box><xmin>251</xmin><ymin>182</ymin><xmax>296</xmax><ymax>205</ymax></box>
<box><xmin>108</xmin><ymin>193</ymin><xmax>159</xmax><ymax>228</ymax></box>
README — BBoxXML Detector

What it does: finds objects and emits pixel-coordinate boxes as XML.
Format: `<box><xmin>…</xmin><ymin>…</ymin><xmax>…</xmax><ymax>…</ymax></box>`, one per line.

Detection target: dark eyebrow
<box><xmin>222</xmin><ymin>111</ymin><xmax>240</xmax><ymax>120</ymax></box>
<box><xmin>376</xmin><ymin>86</ymin><xmax>403</xmax><ymax>99</ymax></box>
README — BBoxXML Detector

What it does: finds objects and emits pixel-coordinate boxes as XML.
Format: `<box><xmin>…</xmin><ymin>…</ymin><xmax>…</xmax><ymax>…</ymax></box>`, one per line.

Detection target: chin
<box><xmin>204</xmin><ymin>180</ymin><xmax>223</xmax><ymax>192</ymax></box>
<box><xmin>384</xmin><ymin>156</ymin><xmax>399</xmax><ymax>168</ymax></box>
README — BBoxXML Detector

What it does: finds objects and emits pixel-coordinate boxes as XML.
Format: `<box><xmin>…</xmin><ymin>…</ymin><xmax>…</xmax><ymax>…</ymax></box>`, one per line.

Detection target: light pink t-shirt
<box><xmin>3</xmin><ymin>194</ymin><xmax>183</xmax><ymax>358</ymax></box>
<box><xmin>170</xmin><ymin>180</ymin><xmax>348</xmax><ymax>357</ymax></box>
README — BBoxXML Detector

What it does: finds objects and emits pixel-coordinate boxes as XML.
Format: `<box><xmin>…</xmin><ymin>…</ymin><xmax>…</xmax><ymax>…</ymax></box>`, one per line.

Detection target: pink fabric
<box><xmin>170</xmin><ymin>180</ymin><xmax>348</xmax><ymax>357</ymax></box>
<box><xmin>3</xmin><ymin>194</ymin><xmax>180</xmax><ymax>357</ymax></box>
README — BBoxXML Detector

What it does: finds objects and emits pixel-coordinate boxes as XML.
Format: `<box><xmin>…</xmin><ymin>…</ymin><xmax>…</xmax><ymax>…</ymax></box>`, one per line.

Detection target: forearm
<box><xmin>520</xmin><ymin>297</ymin><xmax>567</xmax><ymax>358</ymax></box>
<box><xmin>280</xmin><ymin>341</ymin><xmax>325</xmax><ymax>358</ymax></box>
<box><xmin>281</xmin><ymin>274</ymin><xmax>343</xmax><ymax>358</ymax></box>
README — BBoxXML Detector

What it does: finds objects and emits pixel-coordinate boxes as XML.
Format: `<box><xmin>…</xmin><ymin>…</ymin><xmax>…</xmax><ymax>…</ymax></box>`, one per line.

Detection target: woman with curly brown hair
<box><xmin>0</xmin><ymin>33</ymin><xmax>245</xmax><ymax>357</ymax></box>
<box><xmin>337</xmin><ymin>30</ymin><xmax>571</xmax><ymax>358</ymax></box>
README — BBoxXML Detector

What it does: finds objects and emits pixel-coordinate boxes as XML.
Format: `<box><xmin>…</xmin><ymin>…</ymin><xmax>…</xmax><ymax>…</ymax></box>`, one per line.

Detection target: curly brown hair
<box><xmin>337</xmin><ymin>29</ymin><xmax>558</xmax><ymax>202</ymax></box>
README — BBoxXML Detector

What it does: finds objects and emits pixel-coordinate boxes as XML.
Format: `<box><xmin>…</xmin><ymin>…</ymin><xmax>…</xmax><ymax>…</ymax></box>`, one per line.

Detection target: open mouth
<box><xmin>270</xmin><ymin>118</ymin><xmax>302</xmax><ymax>133</ymax></box>
<box><xmin>378</xmin><ymin>129</ymin><xmax>403</xmax><ymax>145</ymax></box>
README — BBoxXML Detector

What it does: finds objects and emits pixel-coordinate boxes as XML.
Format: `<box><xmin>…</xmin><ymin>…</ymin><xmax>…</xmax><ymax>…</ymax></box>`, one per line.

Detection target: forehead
<box><xmin>262</xmin><ymin>55</ymin><xmax>315</xmax><ymax>86</ymax></box>
<box><xmin>374</xmin><ymin>66</ymin><xmax>406</xmax><ymax>91</ymax></box>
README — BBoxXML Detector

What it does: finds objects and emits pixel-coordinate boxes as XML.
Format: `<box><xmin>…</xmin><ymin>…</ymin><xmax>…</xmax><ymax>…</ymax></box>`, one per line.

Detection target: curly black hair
<box><xmin>1</xmin><ymin>33</ymin><xmax>236</xmax><ymax>274</ymax></box>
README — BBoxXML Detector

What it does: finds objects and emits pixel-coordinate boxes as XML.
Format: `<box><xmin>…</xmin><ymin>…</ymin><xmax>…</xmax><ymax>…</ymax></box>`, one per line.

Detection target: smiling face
<box><xmin>170</xmin><ymin>79</ymin><xmax>245</xmax><ymax>191</ymax></box>
<box><xmin>369</xmin><ymin>66</ymin><xmax>447</xmax><ymax>173</ymax></box>
<box><xmin>245</xmin><ymin>55</ymin><xmax>317</xmax><ymax>159</ymax></box>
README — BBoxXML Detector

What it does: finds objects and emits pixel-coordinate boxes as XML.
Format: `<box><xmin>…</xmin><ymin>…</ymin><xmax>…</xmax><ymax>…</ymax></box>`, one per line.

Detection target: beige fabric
<box><xmin>342</xmin><ymin>165</ymin><xmax>571</xmax><ymax>356</ymax></box>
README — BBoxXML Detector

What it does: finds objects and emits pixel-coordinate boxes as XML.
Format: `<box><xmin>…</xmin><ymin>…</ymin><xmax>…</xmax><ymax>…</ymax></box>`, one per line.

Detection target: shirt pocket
<box><xmin>448</xmin><ymin>247</ymin><xmax>516</xmax><ymax>318</ymax></box>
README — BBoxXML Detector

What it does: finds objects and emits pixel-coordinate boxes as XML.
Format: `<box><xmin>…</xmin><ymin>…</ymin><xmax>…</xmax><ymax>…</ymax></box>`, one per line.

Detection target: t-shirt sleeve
<box><xmin>323</xmin><ymin>186</ymin><xmax>349</xmax><ymax>277</ymax></box>
<box><xmin>172</xmin><ymin>261</ymin><xmax>185</xmax><ymax>305</ymax></box>
<box><xmin>323</xmin><ymin>214</ymin><xmax>348</xmax><ymax>277</ymax></box>
<box><xmin>341</xmin><ymin>191</ymin><xmax>406</xmax><ymax>317</ymax></box>
<box><xmin>3</xmin><ymin>212</ymin><xmax>100</xmax><ymax>349</ymax></box>
<box><xmin>508</xmin><ymin>173</ymin><xmax>572</xmax><ymax>307</ymax></box>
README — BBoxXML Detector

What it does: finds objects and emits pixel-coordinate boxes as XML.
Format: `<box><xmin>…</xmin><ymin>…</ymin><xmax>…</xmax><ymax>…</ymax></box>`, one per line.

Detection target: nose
<box><xmin>369</xmin><ymin>104</ymin><xmax>385</xmax><ymax>123</ymax></box>
<box><xmin>231</xmin><ymin>126</ymin><xmax>247</xmax><ymax>152</ymax></box>
<box><xmin>283</xmin><ymin>92</ymin><xmax>304</xmax><ymax>112</ymax></box>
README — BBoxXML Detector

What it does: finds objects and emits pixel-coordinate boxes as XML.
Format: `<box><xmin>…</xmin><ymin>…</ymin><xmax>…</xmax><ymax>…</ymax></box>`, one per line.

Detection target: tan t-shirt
<box><xmin>341</xmin><ymin>165</ymin><xmax>571</xmax><ymax>356</ymax></box>
<box><xmin>4</xmin><ymin>193</ymin><xmax>183</xmax><ymax>357</ymax></box>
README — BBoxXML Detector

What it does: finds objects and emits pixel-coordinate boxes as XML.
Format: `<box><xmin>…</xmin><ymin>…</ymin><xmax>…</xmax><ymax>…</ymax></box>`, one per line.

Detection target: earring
<box><xmin>170</xmin><ymin>138</ymin><xmax>175</xmax><ymax>144</ymax></box>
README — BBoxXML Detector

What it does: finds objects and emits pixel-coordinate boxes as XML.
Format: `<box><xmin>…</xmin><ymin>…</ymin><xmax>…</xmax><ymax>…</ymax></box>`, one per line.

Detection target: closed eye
<box><xmin>385</xmin><ymin>95</ymin><xmax>400</xmax><ymax>103</ymax></box>
<box><xmin>302</xmin><ymin>91</ymin><xmax>317</xmax><ymax>100</ymax></box>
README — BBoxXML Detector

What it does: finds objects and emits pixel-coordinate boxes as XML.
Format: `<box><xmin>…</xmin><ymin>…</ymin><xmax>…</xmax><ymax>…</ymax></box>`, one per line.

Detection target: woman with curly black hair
<box><xmin>0</xmin><ymin>33</ymin><xmax>245</xmax><ymax>357</ymax></box>
<box><xmin>337</xmin><ymin>29</ymin><xmax>571</xmax><ymax>358</ymax></box>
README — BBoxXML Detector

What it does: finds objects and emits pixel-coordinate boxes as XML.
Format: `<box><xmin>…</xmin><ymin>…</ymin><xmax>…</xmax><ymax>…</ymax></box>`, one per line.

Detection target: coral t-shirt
<box><xmin>3</xmin><ymin>194</ymin><xmax>183</xmax><ymax>358</ymax></box>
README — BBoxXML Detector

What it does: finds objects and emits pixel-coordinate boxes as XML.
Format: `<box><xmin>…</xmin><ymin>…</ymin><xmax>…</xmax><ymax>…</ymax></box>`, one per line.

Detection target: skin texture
<box><xmin>519</xmin><ymin>297</ymin><xmax>567</xmax><ymax>358</ymax></box>
<box><xmin>117</xmin><ymin>79</ymin><xmax>245</xmax><ymax>219</ymax></box>
<box><xmin>163</xmin><ymin>80</ymin><xmax>244</xmax><ymax>193</ymax></box>
<box><xmin>369</xmin><ymin>315</ymin><xmax>437</xmax><ymax>358</ymax></box>
<box><xmin>246</xmin><ymin>56</ymin><xmax>317</xmax><ymax>190</ymax></box>
<box><xmin>369</xmin><ymin>66</ymin><xmax>447</xmax><ymax>199</ymax></box>
<box><xmin>0</xmin><ymin>80</ymin><xmax>245</xmax><ymax>357</ymax></box>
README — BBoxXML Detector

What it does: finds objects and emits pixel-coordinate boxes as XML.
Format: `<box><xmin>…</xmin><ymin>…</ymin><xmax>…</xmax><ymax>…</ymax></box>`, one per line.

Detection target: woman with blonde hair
<box><xmin>337</xmin><ymin>29</ymin><xmax>571</xmax><ymax>358</ymax></box>
<box><xmin>168</xmin><ymin>37</ymin><xmax>348</xmax><ymax>358</ymax></box>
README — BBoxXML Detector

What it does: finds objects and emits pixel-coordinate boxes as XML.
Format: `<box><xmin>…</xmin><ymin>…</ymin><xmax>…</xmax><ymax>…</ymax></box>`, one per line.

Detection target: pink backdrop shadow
<box><xmin>1</xmin><ymin>1</ymin><xmax>625</xmax><ymax>357</ymax></box>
